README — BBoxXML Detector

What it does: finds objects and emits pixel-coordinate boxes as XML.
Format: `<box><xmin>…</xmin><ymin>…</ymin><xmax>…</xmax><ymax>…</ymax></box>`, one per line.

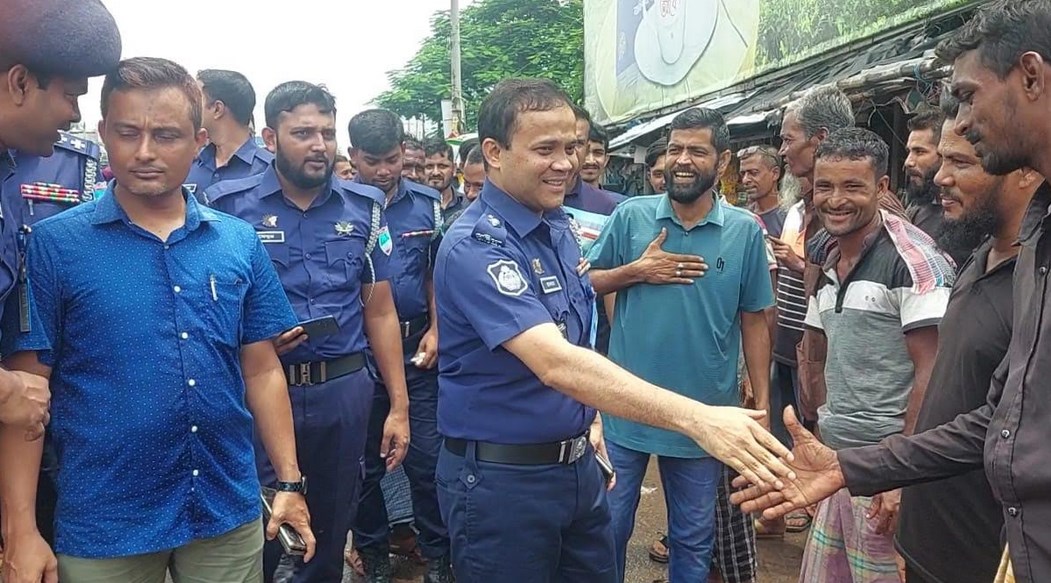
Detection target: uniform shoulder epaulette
<box><xmin>471</xmin><ymin>213</ymin><xmax>507</xmax><ymax>247</ymax></box>
<box><xmin>54</xmin><ymin>132</ymin><xmax>101</xmax><ymax>160</ymax></box>
<box><xmin>204</xmin><ymin>171</ymin><xmax>267</xmax><ymax>203</ymax></box>
<box><xmin>403</xmin><ymin>179</ymin><xmax>441</xmax><ymax>201</ymax></box>
<box><xmin>341</xmin><ymin>180</ymin><xmax>386</xmax><ymax>206</ymax></box>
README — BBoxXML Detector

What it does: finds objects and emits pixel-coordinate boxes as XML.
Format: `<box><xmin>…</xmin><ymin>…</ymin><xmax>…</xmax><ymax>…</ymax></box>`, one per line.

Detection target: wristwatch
<box><xmin>275</xmin><ymin>475</ymin><xmax>308</xmax><ymax>495</ymax></box>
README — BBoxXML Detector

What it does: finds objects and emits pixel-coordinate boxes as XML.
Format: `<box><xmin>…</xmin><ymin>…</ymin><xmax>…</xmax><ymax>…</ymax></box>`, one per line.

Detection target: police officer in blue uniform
<box><xmin>208</xmin><ymin>82</ymin><xmax>410</xmax><ymax>583</ymax></box>
<box><xmin>10</xmin><ymin>132</ymin><xmax>105</xmax><ymax>223</ymax></box>
<box><xmin>347</xmin><ymin>109</ymin><xmax>453</xmax><ymax>583</ymax></box>
<box><xmin>186</xmin><ymin>69</ymin><xmax>272</xmax><ymax>203</ymax></box>
<box><xmin>434</xmin><ymin>79</ymin><xmax>795</xmax><ymax>582</ymax></box>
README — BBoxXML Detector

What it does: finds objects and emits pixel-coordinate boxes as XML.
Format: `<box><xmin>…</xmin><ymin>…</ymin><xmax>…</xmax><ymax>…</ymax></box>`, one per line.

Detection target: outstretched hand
<box><xmin>729</xmin><ymin>407</ymin><xmax>845</xmax><ymax>520</ymax></box>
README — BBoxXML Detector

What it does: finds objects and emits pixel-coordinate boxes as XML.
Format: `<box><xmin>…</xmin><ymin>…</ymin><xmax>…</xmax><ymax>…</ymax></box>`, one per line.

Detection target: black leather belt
<box><xmin>444</xmin><ymin>432</ymin><xmax>590</xmax><ymax>465</ymax></box>
<box><xmin>286</xmin><ymin>352</ymin><xmax>365</xmax><ymax>387</ymax></box>
<box><xmin>401</xmin><ymin>315</ymin><xmax>429</xmax><ymax>339</ymax></box>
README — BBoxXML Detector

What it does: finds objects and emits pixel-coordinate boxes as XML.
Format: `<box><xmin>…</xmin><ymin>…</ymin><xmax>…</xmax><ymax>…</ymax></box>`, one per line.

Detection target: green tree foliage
<box><xmin>375</xmin><ymin>0</ymin><xmax>584</xmax><ymax>131</ymax></box>
<box><xmin>756</xmin><ymin>0</ymin><xmax>975</xmax><ymax>68</ymax></box>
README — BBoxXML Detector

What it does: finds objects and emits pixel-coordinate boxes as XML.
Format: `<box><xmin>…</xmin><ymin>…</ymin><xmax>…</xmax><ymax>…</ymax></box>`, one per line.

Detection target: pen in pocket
<box><xmin>210</xmin><ymin>275</ymin><xmax>217</xmax><ymax>301</ymax></box>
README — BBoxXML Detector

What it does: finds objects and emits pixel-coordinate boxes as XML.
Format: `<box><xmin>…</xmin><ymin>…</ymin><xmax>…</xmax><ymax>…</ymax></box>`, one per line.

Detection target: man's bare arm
<box><xmin>741</xmin><ymin>310</ymin><xmax>773</xmax><ymax>418</ymax></box>
<box><xmin>504</xmin><ymin>323</ymin><xmax>794</xmax><ymax>487</ymax></box>
<box><xmin>903</xmin><ymin>326</ymin><xmax>939</xmax><ymax>435</ymax></box>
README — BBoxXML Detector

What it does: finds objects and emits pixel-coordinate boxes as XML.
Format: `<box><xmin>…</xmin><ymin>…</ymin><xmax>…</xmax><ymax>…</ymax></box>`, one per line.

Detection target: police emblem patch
<box><xmin>335</xmin><ymin>221</ymin><xmax>354</xmax><ymax>236</ymax></box>
<box><xmin>531</xmin><ymin>258</ymin><xmax>544</xmax><ymax>275</ymax></box>
<box><xmin>486</xmin><ymin>260</ymin><xmax>528</xmax><ymax>297</ymax></box>
<box><xmin>378</xmin><ymin>226</ymin><xmax>393</xmax><ymax>256</ymax></box>
<box><xmin>262</xmin><ymin>215</ymin><xmax>278</xmax><ymax>228</ymax></box>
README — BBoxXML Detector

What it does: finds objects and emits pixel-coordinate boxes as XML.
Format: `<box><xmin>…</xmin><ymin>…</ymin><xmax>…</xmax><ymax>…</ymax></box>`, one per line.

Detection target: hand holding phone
<box><xmin>260</xmin><ymin>487</ymin><xmax>308</xmax><ymax>557</ymax></box>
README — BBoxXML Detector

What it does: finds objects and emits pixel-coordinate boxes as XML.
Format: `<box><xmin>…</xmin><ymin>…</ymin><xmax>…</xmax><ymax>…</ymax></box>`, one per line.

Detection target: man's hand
<box><xmin>577</xmin><ymin>258</ymin><xmax>591</xmax><ymax>277</ymax></box>
<box><xmin>413</xmin><ymin>327</ymin><xmax>439</xmax><ymax>370</ymax></box>
<box><xmin>868</xmin><ymin>488</ymin><xmax>902</xmax><ymax>535</ymax></box>
<box><xmin>381</xmin><ymin>409</ymin><xmax>410</xmax><ymax>471</ymax></box>
<box><xmin>0</xmin><ymin>371</ymin><xmax>50</xmax><ymax>441</ymax></box>
<box><xmin>267</xmin><ymin>491</ymin><xmax>317</xmax><ymax>562</ymax></box>
<box><xmin>730</xmin><ymin>407</ymin><xmax>845</xmax><ymax>519</ymax></box>
<box><xmin>685</xmin><ymin>403</ymin><xmax>796</xmax><ymax>489</ymax></box>
<box><xmin>768</xmin><ymin>237</ymin><xmax>805</xmax><ymax>273</ymax></box>
<box><xmin>273</xmin><ymin>327</ymin><xmax>308</xmax><ymax>357</ymax></box>
<box><xmin>2</xmin><ymin>529</ymin><xmax>58</xmax><ymax>583</ymax></box>
<box><xmin>589</xmin><ymin>415</ymin><xmax>616</xmax><ymax>491</ymax></box>
<box><xmin>635</xmin><ymin>228</ymin><xmax>708</xmax><ymax>285</ymax></box>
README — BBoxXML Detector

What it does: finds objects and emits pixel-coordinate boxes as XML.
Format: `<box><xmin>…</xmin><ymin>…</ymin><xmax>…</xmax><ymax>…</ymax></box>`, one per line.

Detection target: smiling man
<box><xmin>587</xmin><ymin>108</ymin><xmax>775</xmax><ymax>583</ymax></box>
<box><xmin>580</xmin><ymin>122</ymin><xmax>610</xmax><ymax>189</ymax></box>
<box><xmin>434</xmin><ymin>80</ymin><xmax>794</xmax><ymax>583</ymax></box>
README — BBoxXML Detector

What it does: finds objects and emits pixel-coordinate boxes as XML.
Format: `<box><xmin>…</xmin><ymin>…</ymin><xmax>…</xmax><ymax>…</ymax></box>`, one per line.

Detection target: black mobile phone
<box><xmin>291</xmin><ymin>315</ymin><xmax>339</xmax><ymax>339</ymax></box>
<box><xmin>260</xmin><ymin>487</ymin><xmax>307</xmax><ymax>556</ymax></box>
<box><xmin>595</xmin><ymin>452</ymin><xmax>616</xmax><ymax>485</ymax></box>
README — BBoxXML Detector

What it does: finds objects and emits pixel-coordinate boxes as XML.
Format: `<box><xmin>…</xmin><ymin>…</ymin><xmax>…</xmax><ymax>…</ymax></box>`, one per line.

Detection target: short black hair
<box><xmin>198</xmin><ymin>69</ymin><xmax>256</xmax><ymax>127</ymax></box>
<box><xmin>423</xmin><ymin>136</ymin><xmax>454</xmax><ymax>161</ymax></box>
<box><xmin>669</xmin><ymin>108</ymin><xmax>730</xmax><ymax>153</ymax></box>
<box><xmin>936</xmin><ymin>0</ymin><xmax>1051</xmax><ymax>79</ymax></box>
<box><xmin>458</xmin><ymin>137</ymin><xmax>479</xmax><ymax>163</ymax></box>
<box><xmin>404</xmin><ymin>136</ymin><xmax>423</xmax><ymax>152</ymax></box>
<box><xmin>571</xmin><ymin>102</ymin><xmax>592</xmax><ymax>124</ymax></box>
<box><xmin>940</xmin><ymin>86</ymin><xmax>962</xmax><ymax>118</ymax></box>
<box><xmin>588</xmin><ymin>122</ymin><xmax>609</xmax><ymax>150</ymax></box>
<box><xmin>335</xmin><ymin>154</ymin><xmax>349</xmax><ymax>163</ymax></box>
<box><xmin>815</xmin><ymin>127</ymin><xmax>889</xmax><ymax>178</ymax></box>
<box><xmin>102</xmin><ymin>58</ymin><xmax>203</xmax><ymax>131</ymax></box>
<box><xmin>907</xmin><ymin>108</ymin><xmax>946</xmax><ymax>143</ymax></box>
<box><xmin>264</xmin><ymin>81</ymin><xmax>335</xmax><ymax>129</ymax></box>
<box><xmin>478</xmin><ymin>78</ymin><xmax>572</xmax><ymax>149</ymax></box>
<box><xmin>646</xmin><ymin>138</ymin><xmax>667</xmax><ymax>168</ymax></box>
<box><xmin>348</xmin><ymin>109</ymin><xmax>406</xmax><ymax>155</ymax></box>
<box><xmin>0</xmin><ymin>0</ymin><xmax>121</xmax><ymax>80</ymax></box>
<box><xmin>465</xmin><ymin>146</ymin><xmax>485</xmax><ymax>166</ymax></box>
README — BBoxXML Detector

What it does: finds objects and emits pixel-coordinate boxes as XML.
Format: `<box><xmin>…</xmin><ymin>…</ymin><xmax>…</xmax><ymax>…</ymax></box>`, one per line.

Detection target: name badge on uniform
<box><xmin>539</xmin><ymin>276</ymin><xmax>562</xmax><ymax>294</ymax></box>
<box><xmin>257</xmin><ymin>230</ymin><xmax>285</xmax><ymax>244</ymax></box>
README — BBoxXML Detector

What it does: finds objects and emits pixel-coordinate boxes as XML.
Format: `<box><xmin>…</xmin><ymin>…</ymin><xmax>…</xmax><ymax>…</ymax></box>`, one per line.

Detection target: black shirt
<box><xmin>896</xmin><ymin>239</ymin><xmax>1013</xmax><ymax>583</ymax></box>
<box><xmin>838</xmin><ymin>182</ymin><xmax>1051</xmax><ymax>583</ymax></box>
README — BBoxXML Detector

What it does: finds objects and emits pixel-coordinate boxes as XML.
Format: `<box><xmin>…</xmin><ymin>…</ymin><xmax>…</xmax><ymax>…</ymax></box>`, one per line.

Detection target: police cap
<box><xmin>0</xmin><ymin>0</ymin><xmax>122</xmax><ymax>78</ymax></box>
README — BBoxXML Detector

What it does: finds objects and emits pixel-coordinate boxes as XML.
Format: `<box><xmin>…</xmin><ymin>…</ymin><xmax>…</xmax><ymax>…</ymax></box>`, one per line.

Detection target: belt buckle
<box><xmin>297</xmin><ymin>363</ymin><xmax>314</xmax><ymax>387</ymax></box>
<box><xmin>560</xmin><ymin>436</ymin><xmax>587</xmax><ymax>464</ymax></box>
<box><xmin>401</xmin><ymin>321</ymin><xmax>411</xmax><ymax>338</ymax></box>
<box><xmin>318</xmin><ymin>361</ymin><xmax>328</xmax><ymax>384</ymax></box>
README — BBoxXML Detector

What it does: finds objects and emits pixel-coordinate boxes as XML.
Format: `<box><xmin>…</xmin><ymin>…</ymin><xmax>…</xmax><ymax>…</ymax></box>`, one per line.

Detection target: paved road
<box><xmin>343</xmin><ymin>457</ymin><xmax>806</xmax><ymax>583</ymax></box>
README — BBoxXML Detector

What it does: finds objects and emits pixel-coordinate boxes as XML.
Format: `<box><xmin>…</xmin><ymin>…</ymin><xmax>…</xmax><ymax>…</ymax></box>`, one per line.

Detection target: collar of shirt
<box><xmin>821</xmin><ymin>215</ymin><xmax>886</xmax><ymax>277</ymax></box>
<box><xmin>256</xmin><ymin>163</ymin><xmax>338</xmax><ymax>209</ymax></box>
<box><xmin>90</xmin><ymin>183</ymin><xmax>219</xmax><ymax>239</ymax></box>
<box><xmin>479</xmin><ymin>181</ymin><xmax>566</xmax><ymax>238</ymax></box>
<box><xmin>197</xmin><ymin>137</ymin><xmax>262</xmax><ymax>171</ymax></box>
<box><xmin>657</xmin><ymin>192</ymin><xmax>724</xmax><ymax>229</ymax></box>
<box><xmin>1018</xmin><ymin>181</ymin><xmax>1051</xmax><ymax>245</ymax></box>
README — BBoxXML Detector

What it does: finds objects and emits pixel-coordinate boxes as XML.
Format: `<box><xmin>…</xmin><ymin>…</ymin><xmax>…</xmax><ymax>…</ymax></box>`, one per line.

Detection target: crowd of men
<box><xmin>3</xmin><ymin>1</ymin><xmax>1051</xmax><ymax>583</ymax></box>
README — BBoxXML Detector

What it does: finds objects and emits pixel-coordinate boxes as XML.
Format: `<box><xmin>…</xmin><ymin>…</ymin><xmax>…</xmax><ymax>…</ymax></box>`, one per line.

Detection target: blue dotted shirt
<box><xmin>16</xmin><ymin>185</ymin><xmax>297</xmax><ymax>558</ymax></box>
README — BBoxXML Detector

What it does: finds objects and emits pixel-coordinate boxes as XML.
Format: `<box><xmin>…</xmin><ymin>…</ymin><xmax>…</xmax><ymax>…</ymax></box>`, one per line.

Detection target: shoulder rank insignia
<box><xmin>487</xmin><ymin>215</ymin><xmax>502</xmax><ymax>227</ymax></box>
<box><xmin>262</xmin><ymin>215</ymin><xmax>278</xmax><ymax>228</ymax></box>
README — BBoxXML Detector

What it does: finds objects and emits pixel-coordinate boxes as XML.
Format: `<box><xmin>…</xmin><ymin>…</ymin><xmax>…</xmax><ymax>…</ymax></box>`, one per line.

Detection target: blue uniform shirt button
<box><xmin>466</xmin><ymin>475</ymin><xmax>476</xmax><ymax>484</ymax></box>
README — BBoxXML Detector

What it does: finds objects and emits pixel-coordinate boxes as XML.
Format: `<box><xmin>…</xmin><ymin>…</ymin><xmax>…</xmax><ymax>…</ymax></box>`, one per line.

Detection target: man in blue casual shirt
<box><xmin>347</xmin><ymin>109</ymin><xmax>452</xmax><ymax>583</ymax></box>
<box><xmin>434</xmin><ymin>78</ymin><xmax>793</xmax><ymax>583</ymax></box>
<box><xmin>209</xmin><ymin>84</ymin><xmax>409</xmax><ymax>583</ymax></box>
<box><xmin>0</xmin><ymin>57</ymin><xmax>316</xmax><ymax>583</ymax></box>
<box><xmin>185</xmin><ymin>69</ymin><xmax>272</xmax><ymax>203</ymax></box>
<box><xmin>588</xmin><ymin>108</ymin><xmax>776</xmax><ymax>583</ymax></box>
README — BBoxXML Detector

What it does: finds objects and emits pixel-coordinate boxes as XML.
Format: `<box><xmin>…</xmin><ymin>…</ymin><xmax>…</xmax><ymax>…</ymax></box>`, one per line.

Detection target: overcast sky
<box><xmin>82</xmin><ymin>0</ymin><xmax>470</xmax><ymax>147</ymax></box>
